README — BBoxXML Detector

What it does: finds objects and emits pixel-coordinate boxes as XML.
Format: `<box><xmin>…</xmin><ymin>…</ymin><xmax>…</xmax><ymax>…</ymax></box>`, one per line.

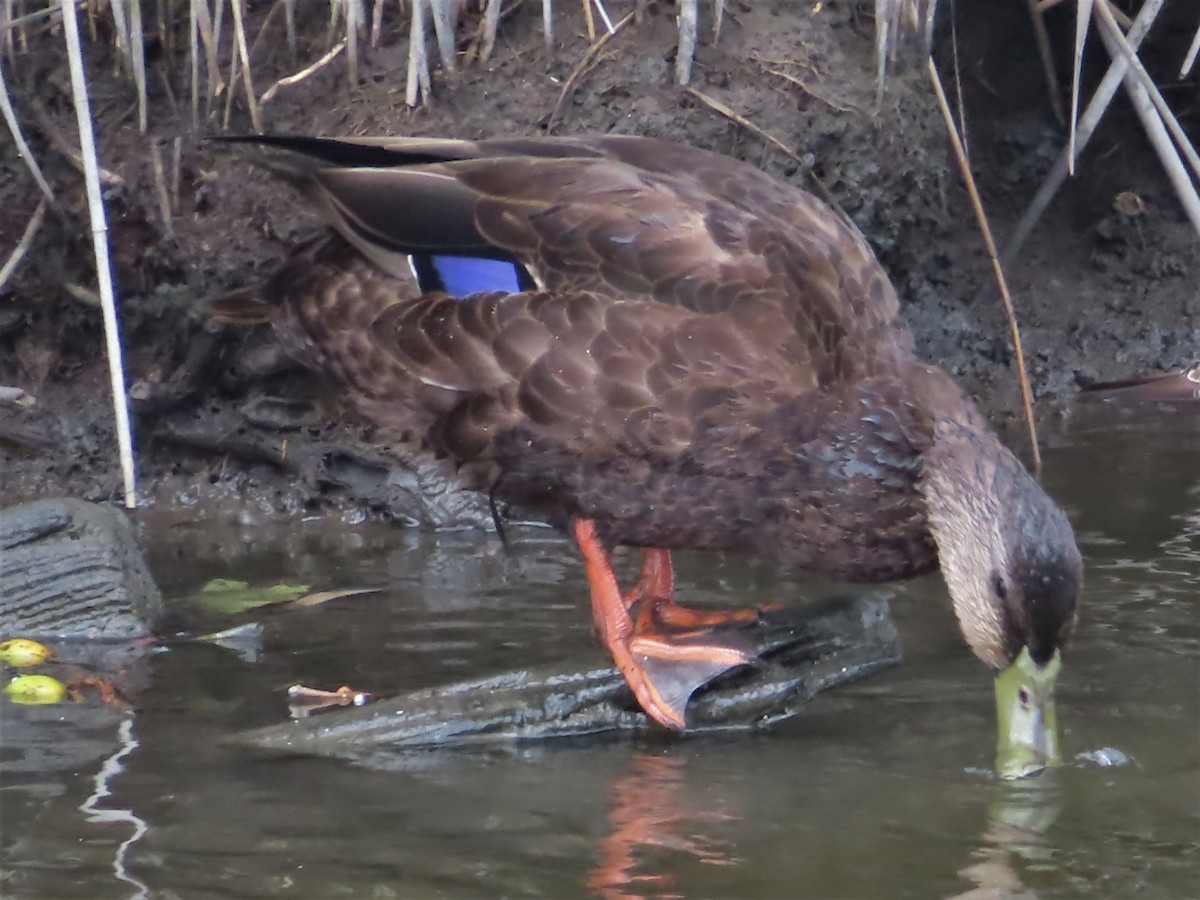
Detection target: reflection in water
<box><xmin>6</xmin><ymin>410</ymin><xmax>1196</xmax><ymax>899</ymax></box>
<box><xmin>1162</xmin><ymin>504</ymin><xmax>1200</xmax><ymax>568</ymax></box>
<box><xmin>588</xmin><ymin>754</ymin><xmax>741</xmax><ymax>899</ymax></box>
<box><xmin>950</xmin><ymin>778</ymin><xmax>1062</xmax><ymax>900</ymax></box>
<box><xmin>79</xmin><ymin>717</ymin><xmax>150</xmax><ymax>899</ymax></box>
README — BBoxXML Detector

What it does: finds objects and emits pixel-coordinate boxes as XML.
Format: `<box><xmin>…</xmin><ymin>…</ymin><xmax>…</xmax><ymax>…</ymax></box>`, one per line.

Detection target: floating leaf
<box><xmin>187</xmin><ymin>578</ymin><xmax>310</xmax><ymax>615</ymax></box>
<box><xmin>290</xmin><ymin>587</ymin><xmax>381</xmax><ymax>608</ymax></box>
<box><xmin>5</xmin><ymin>674</ymin><xmax>67</xmax><ymax>704</ymax></box>
<box><xmin>194</xmin><ymin>623</ymin><xmax>265</xmax><ymax>663</ymax></box>
<box><xmin>0</xmin><ymin>638</ymin><xmax>52</xmax><ymax>667</ymax></box>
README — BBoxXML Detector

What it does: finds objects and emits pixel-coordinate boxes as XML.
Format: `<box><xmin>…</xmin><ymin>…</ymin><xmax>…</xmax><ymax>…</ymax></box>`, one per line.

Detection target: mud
<box><xmin>0</xmin><ymin>0</ymin><xmax>1195</xmax><ymax>523</ymax></box>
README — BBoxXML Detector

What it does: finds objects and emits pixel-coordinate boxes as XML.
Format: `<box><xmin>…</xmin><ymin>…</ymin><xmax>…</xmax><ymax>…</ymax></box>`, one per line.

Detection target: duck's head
<box><xmin>920</xmin><ymin>420</ymin><xmax>1083</xmax><ymax>779</ymax></box>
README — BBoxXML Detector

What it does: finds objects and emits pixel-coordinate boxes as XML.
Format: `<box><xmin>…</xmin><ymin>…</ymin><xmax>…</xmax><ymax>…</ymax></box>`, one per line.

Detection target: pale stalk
<box><xmin>60</xmin><ymin>0</ymin><xmax>138</xmax><ymax>508</ymax></box>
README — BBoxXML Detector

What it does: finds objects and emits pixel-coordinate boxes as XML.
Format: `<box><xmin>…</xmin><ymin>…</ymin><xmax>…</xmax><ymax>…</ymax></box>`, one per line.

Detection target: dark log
<box><xmin>0</xmin><ymin>498</ymin><xmax>163</xmax><ymax>640</ymax></box>
<box><xmin>233</xmin><ymin>592</ymin><xmax>902</xmax><ymax>761</ymax></box>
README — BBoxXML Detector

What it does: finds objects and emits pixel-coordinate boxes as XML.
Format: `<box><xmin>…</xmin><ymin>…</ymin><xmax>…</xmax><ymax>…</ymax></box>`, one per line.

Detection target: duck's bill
<box><xmin>994</xmin><ymin>647</ymin><xmax>1062</xmax><ymax>779</ymax></box>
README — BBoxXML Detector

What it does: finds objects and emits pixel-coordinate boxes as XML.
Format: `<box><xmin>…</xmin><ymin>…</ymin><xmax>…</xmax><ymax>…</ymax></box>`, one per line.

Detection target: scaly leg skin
<box><xmin>574</xmin><ymin>518</ymin><xmax>755</xmax><ymax>730</ymax></box>
<box><xmin>624</xmin><ymin>548</ymin><xmax>776</xmax><ymax>637</ymax></box>
<box><xmin>623</xmin><ymin>548</ymin><xmax>675</xmax><ymax>610</ymax></box>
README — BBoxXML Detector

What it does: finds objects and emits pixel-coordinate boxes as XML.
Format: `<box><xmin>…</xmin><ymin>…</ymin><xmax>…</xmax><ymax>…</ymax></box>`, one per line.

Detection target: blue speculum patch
<box><xmin>411</xmin><ymin>254</ymin><xmax>526</xmax><ymax>297</ymax></box>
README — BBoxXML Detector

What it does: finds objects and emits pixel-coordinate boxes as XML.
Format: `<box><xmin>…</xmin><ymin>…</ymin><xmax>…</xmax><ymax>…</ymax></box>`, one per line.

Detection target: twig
<box><xmin>478</xmin><ymin>0</ymin><xmax>502</xmax><ymax>61</ymax></box>
<box><xmin>1024</xmin><ymin>0</ymin><xmax>1065</xmax><ymax>125</ymax></box>
<box><xmin>223</xmin><ymin>24</ymin><xmax>240</xmax><ymax>128</ymax></box>
<box><xmin>1094</xmin><ymin>0</ymin><xmax>1200</xmax><ymax>236</ymax></box>
<box><xmin>260</xmin><ymin>40</ymin><xmax>346</xmax><ymax>104</ymax></box>
<box><xmin>1003</xmin><ymin>0</ymin><xmax>1165</xmax><ymax>261</ymax></box>
<box><xmin>591</xmin><ymin>0</ymin><xmax>614</xmax><ymax>34</ymax></box>
<box><xmin>406</xmin><ymin>0</ymin><xmax>430</xmax><ymax>107</ymax></box>
<box><xmin>0</xmin><ymin>196</ymin><xmax>48</xmax><ymax>294</ymax></box>
<box><xmin>109</xmin><ymin>0</ymin><xmax>132</xmax><ymax>75</ymax></box>
<box><xmin>926</xmin><ymin>57</ymin><xmax>1040</xmax><ymax>471</ymax></box>
<box><xmin>428</xmin><ymin>0</ymin><xmax>456</xmax><ymax>71</ymax></box>
<box><xmin>0</xmin><ymin>61</ymin><xmax>54</xmax><ymax>200</ymax></box>
<box><xmin>60</xmin><ymin>0</ymin><xmax>138</xmax><ymax>507</ymax></box>
<box><xmin>1181</xmin><ymin>21</ymin><xmax>1200</xmax><ymax>78</ymax></box>
<box><xmin>873</xmin><ymin>0</ymin><xmax>935</xmax><ymax>103</ymax></box>
<box><xmin>171</xmin><ymin>135</ymin><xmax>181</xmax><ymax>215</ymax></box>
<box><xmin>582</xmin><ymin>0</ymin><xmax>594</xmax><ymax>40</ymax></box>
<box><xmin>188</xmin><ymin>0</ymin><xmax>199</xmax><ymax>129</ymax></box>
<box><xmin>28</xmin><ymin>99</ymin><xmax>125</xmax><ymax>186</ymax></box>
<box><xmin>547</xmin><ymin>9</ymin><xmax>633</xmax><ymax>129</ymax></box>
<box><xmin>129</xmin><ymin>0</ymin><xmax>147</xmax><ymax>131</ymax></box>
<box><xmin>149</xmin><ymin>139</ymin><xmax>172</xmax><ymax>235</ymax></box>
<box><xmin>676</xmin><ymin>0</ymin><xmax>696</xmax><ymax>85</ymax></box>
<box><xmin>1067</xmin><ymin>0</ymin><xmax>1094</xmax><ymax>175</ymax></box>
<box><xmin>685</xmin><ymin>86</ymin><xmax>846</xmax><ymax>218</ymax></box>
<box><xmin>63</xmin><ymin>281</ymin><xmax>102</xmax><ymax>306</ymax></box>
<box><xmin>767</xmin><ymin>68</ymin><xmax>861</xmax><ymax>114</ymax></box>
<box><xmin>229</xmin><ymin>0</ymin><xmax>262</xmax><ymax>131</ymax></box>
<box><xmin>345</xmin><ymin>0</ymin><xmax>360</xmax><ymax>86</ymax></box>
<box><xmin>2</xmin><ymin>0</ymin><xmax>88</xmax><ymax>33</ymax></box>
<box><xmin>248</xmin><ymin>0</ymin><xmax>286</xmax><ymax>58</ymax></box>
<box><xmin>192</xmin><ymin>0</ymin><xmax>222</xmax><ymax>122</ymax></box>
<box><xmin>286</xmin><ymin>0</ymin><xmax>298</xmax><ymax>56</ymax></box>
<box><xmin>1093</xmin><ymin>0</ymin><xmax>1200</xmax><ymax>185</ymax></box>
<box><xmin>370</xmin><ymin>0</ymin><xmax>382</xmax><ymax>49</ymax></box>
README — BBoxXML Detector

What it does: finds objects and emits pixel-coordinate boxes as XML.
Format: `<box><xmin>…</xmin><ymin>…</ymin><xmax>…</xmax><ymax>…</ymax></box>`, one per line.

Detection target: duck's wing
<box><xmin>365</xmin><ymin>283</ymin><xmax>817</xmax><ymax>470</ymax></box>
<box><xmin>221</xmin><ymin>135</ymin><xmax>913</xmax><ymax>383</ymax></box>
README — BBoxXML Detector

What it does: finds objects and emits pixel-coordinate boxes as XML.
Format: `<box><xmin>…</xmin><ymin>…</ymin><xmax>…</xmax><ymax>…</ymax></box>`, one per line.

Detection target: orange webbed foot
<box><xmin>574</xmin><ymin>519</ymin><xmax>759</xmax><ymax>730</ymax></box>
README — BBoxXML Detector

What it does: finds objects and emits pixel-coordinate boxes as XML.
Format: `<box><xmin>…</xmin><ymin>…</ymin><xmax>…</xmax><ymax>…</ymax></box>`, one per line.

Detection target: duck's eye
<box><xmin>993</xmin><ymin>574</ymin><xmax>1008</xmax><ymax>601</ymax></box>
<box><xmin>1018</xmin><ymin>687</ymin><xmax>1030</xmax><ymax>707</ymax></box>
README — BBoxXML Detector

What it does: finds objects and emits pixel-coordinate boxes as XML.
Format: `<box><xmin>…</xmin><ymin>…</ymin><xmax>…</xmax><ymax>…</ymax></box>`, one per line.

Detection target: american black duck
<box><xmin>213</xmin><ymin>134</ymin><xmax>1083</xmax><ymax>774</ymax></box>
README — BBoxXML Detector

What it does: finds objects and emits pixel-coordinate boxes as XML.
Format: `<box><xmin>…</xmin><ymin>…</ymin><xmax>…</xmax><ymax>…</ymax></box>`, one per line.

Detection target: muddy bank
<box><xmin>0</xmin><ymin>0</ymin><xmax>1195</xmax><ymax>521</ymax></box>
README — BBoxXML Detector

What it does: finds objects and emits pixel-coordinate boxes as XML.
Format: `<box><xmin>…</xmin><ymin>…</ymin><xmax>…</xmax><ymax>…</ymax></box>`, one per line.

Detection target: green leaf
<box><xmin>187</xmin><ymin>578</ymin><xmax>310</xmax><ymax>615</ymax></box>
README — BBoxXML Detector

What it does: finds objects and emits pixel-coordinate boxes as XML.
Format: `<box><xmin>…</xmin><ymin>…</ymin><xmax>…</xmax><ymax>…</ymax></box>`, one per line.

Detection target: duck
<box><xmin>211</xmin><ymin>134</ymin><xmax>1083</xmax><ymax>774</ymax></box>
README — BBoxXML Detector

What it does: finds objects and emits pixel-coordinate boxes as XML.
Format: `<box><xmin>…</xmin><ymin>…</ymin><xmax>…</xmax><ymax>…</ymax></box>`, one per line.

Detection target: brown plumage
<box><xmin>213</xmin><ymin>134</ymin><xmax>1082</xmax><ymax>740</ymax></box>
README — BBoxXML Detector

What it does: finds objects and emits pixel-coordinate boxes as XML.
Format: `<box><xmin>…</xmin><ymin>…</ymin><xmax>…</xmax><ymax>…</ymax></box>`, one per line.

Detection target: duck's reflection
<box><xmin>588</xmin><ymin>753</ymin><xmax>741</xmax><ymax>899</ymax></box>
<box><xmin>950</xmin><ymin>777</ymin><xmax>1062</xmax><ymax>900</ymax></box>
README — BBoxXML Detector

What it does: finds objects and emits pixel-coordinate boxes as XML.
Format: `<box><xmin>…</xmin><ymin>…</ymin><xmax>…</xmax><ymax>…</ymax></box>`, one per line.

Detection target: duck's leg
<box><xmin>624</xmin><ymin>549</ymin><xmax>771</xmax><ymax>634</ymax></box>
<box><xmin>574</xmin><ymin>518</ymin><xmax>753</xmax><ymax>730</ymax></box>
<box><xmin>623</xmin><ymin>549</ymin><xmax>674</xmax><ymax>609</ymax></box>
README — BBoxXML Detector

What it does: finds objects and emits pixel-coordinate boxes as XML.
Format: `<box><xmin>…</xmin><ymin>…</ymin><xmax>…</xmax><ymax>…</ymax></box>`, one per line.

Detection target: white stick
<box><xmin>1067</xmin><ymin>0</ymin><xmax>1094</xmax><ymax>176</ymax></box>
<box><xmin>1095</xmin><ymin>3</ymin><xmax>1200</xmax><ymax>236</ymax></box>
<box><xmin>346</xmin><ymin>0</ymin><xmax>360</xmax><ymax>86</ymax></box>
<box><xmin>1181</xmin><ymin>21</ymin><xmax>1200</xmax><ymax>78</ymax></box>
<box><xmin>188</xmin><ymin>0</ymin><xmax>198</xmax><ymax>129</ymax></box>
<box><xmin>676</xmin><ymin>0</ymin><xmax>696</xmax><ymax>85</ymax></box>
<box><xmin>260</xmin><ymin>40</ymin><xmax>346</xmax><ymax>104</ymax></box>
<box><xmin>1094</xmin><ymin>0</ymin><xmax>1200</xmax><ymax>183</ymax></box>
<box><xmin>60</xmin><ymin>0</ymin><xmax>138</xmax><ymax>508</ymax></box>
<box><xmin>480</xmin><ymin>0</ymin><xmax>501</xmax><ymax>61</ymax></box>
<box><xmin>369</xmin><ymin>0</ymin><xmax>381</xmax><ymax>48</ymax></box>
<box><xmin>429</xmin><ymin>0</ymin><xmax>456</xmax><ymax>70</ymax></box>
<box><xmin>130</xmin><ymin>0</ymin><xmax>146</xmax><ymax>132</ymax></box>
<box><xmin>1003</xmin><ymin>0</ymin><xmax>1165</xmax><ymax>260</ymax></box>
<box><xmin>406</xmin><ymin>0</ymin><xmax>428</xmax><ymax>106</ymax></box>
<box><xmin>591</xmin><ymin>0</ymin><xmax>614</xmax><ymax>35</ymax></box>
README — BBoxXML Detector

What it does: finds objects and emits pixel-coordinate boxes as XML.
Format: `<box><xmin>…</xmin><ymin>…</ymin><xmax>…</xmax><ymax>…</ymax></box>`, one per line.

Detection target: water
<box><xmin>3</xmin><ymin>401</ymin><xmax>1198</xmax><ymax>899</ymax></box>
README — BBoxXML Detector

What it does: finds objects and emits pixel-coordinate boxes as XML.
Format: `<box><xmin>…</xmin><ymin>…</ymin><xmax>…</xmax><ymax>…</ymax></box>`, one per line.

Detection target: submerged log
<box><xmin>0</xmin><ymin>497</ymin><xmax>163</xmax><ymax>640</ymax></box>
<box><xmin>234</xmin><ymin>592</ymin><xmax>902</xmax><ymax>759</ymax></box>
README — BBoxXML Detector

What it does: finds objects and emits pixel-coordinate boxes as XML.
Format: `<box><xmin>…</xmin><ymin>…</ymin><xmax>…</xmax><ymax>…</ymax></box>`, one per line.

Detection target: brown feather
<box><xmin>211</xmin><ymin>134</ymin><xmax>1082</xmax><ymax>669</ymax></box>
